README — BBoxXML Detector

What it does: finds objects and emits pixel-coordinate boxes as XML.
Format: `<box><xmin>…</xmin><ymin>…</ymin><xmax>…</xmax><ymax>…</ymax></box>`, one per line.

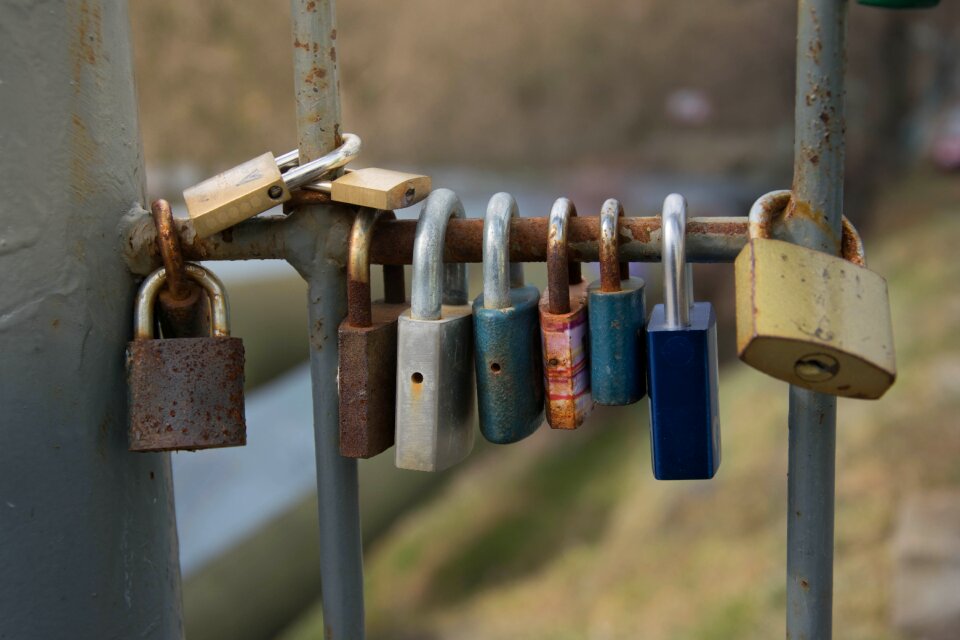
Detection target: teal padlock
<box><xmin>587</xmin><ymin>198</ymin><xmax>646</xmax><ymax>405</ymax></box>
<box><xmin>473</xmin><ymin>192</ymin><xmax>545</xmax><ymax>443</ymax></box>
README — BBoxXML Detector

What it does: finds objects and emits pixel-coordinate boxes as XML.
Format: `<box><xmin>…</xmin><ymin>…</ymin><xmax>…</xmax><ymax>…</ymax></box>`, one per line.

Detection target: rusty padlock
<box><xmin>338</xmin><ymin>209</ymin><xmax>407</xmax><ymax>458</ymax></box>
<box><xmin>539</xmin><ymin>197</ymin><xmax>593</xmax><ymax>429</ymax></box>
<box><xmin>127</xmin><ymin>263</ymin><xmax>246</xmax><ymax>452</ymax></box>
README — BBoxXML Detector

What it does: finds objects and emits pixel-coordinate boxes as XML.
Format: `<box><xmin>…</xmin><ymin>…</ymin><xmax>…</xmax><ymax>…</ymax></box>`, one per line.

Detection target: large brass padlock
<box><xmin>183</xmin><ymin>134</ymin><xmax>361</xmax><ymax>238</ymax></box>
<box><xmin>127</xmin><ymin>264</ymin><xmax>246</xmax><ymax>451</ymax></box>
<box><xmin>338</xmin><ymin>209</ymin><xmax>407</xmax><ymax>458</ymax></box>
<box><xmin>735</xmin><ymin>190</ymin><xmax>896</xmax><ymax>399</ymax></box>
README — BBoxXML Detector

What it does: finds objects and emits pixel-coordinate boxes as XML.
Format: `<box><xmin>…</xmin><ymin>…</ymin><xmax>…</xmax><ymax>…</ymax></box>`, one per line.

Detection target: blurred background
<box><xmin>129</xmin><ymin>1</ymin><xmax>960</xmax><ymax>638</ymax></box>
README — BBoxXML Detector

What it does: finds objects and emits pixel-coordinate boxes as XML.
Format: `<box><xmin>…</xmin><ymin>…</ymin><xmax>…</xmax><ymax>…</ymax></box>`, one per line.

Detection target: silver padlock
<box><xmin>395</xmin><ymin>188</ymin><xmax>476</xmax><ymax>472</ymax></box>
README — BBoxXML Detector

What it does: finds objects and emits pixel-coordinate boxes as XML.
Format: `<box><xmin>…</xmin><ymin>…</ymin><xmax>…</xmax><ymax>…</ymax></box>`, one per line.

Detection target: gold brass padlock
<box><xmin>183</xmin><ymin>134</ymin><xmax>361</xmax><ymax>238</ymax></box>
<box><xmin>735</xmin><ymin>190</ymin><xmax>896</xmax><ymax>399</ymax></box>
<box><xmin>306</xmin><ymin>168</ymin><xmax>431</xmax><ymax>211</ymax></box>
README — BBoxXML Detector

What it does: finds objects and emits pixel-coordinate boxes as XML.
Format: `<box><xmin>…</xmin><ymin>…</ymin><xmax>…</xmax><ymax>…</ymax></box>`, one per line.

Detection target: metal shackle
<box><xmin>134</xmin><ymin>264</ymin><xmax>230</xmax><ymax>340</ymax></box>
<box><xmin>274</xmin><ymin>132</ymin><xmax>361</xmax><ymax>190</ymax></box>
<box><xmin>410</xmin><ymin>188</ymin><xmax>469</xmax><ymax>320</ymax></box>
<box><xmin>346</xmin><ymin>209</ymin><xmax>406</xmax><ymax>327</ymax></box>
<box><xmin>598</xmin><ymin>198</ymin><xmax>630</xmax><ymax>293</ymax></box>
<box><xmin>748</xmin><ymin>190</ymin><xmax>866</xmax><ymax>267</ymax></box>
<box><xmin>482</xmin><ymin>192</ymin><xmax>525</xmax><ymax>310</ymax></box>
<box><xmin>546</xmin><ymin>197</ymin><xmax>583</xmax><ymax>315</ymax></box>
<box><xmin>662</xmin><ymin>193</ymin><xmax>695</xmax><ymax>329</ymax></box>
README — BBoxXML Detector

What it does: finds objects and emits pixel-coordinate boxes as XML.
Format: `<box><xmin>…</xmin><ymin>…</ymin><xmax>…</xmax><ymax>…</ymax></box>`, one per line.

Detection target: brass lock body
<box><xmin>184</xmin><ymin>134</ymin><xmax>361</xmax><ymax>238</ymax></box>
<box><xmin>735</xmin><ymin>191</ymin><xmax>896</xmax><ymax>399</ymax></box>
<box><xmin>318</xmin><ymin>168</ymin><xmax>431</xmax><ymax>211</ymax></box>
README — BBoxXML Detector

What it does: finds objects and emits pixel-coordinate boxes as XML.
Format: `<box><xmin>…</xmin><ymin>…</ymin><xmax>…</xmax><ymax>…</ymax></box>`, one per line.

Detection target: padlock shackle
<box><xmin>278</xmin><ymin>133</ymin><xmax>361</xmax><ymax>191</ymax></box>
<box><xmin>482</xmin><ymin>192</ymin><xmax>525</xmax><ymax>310</ymax></box>
<box><xmin>151</xmin><ymin>199</ymin><xmax>191</xmax><ymax>302</ymax></box>
<box><xmin>546</xmin><ymin>197</ymin><xmax>583</xmax><ymax>315</ymax></box>
<box><xmin>134</xmin><ymin>264</ymin><xmax>230</xmax><ymax>340</ymax></box>
<box><xmin>346</xmin><ymin>209</ymin><xmax>405</xmax><ymax>327</ymax></box>
<box><xmin>749</xmin><ymin>190</ymin><xmax>866</xmax><ymax>267</ymax></box>
<box><xmin>662</xmin><ymin>193</ymin><xmax>694</xmax><ymax>329</ymax></box>
<box><xmin>599</xmin><ymin>198</ymin><xmax>629</xmax><ymax>293</ymax></box>
<box><xmin>410</xmin><ymin>189</ymin><xmax>469</xmax><ymax>320</ymax></box>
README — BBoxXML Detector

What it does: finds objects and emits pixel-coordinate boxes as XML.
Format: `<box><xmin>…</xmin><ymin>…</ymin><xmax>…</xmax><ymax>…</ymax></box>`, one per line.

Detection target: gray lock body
<box><xmin>396</xmin><ymin>189</ymin><xmax>476</xmax><ymax>472</ymax></box>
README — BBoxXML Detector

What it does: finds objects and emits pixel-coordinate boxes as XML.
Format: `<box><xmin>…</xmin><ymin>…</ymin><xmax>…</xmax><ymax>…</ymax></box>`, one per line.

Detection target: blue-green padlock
<box><xmin>646</xmin><ymin>194</ymin><xmax>721</xmax><ymax>480</ymax></box>
<box><xmin>473</xmin><ymin>192</ymin><xmax>545</xmax><ymax>444</ymax></box>
<box><xmin>587</xmin><ymin>198</ymin><xmax>646</xmax><ymax>405</ymax></box>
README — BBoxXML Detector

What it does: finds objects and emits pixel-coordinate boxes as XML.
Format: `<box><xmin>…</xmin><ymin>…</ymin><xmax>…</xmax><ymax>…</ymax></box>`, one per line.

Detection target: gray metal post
<box><xmin>289</xmin><ymin>0</ymin><xmax>366</xmax><ymax>637</ymax></box>
<box><xmin>0</xmin><ymin>1</ymin><xmax>183</xmax><ymax>639</ymax></box>
<box><xmin>786</xmin><ymin>1</ymin><xmax>848</xmax><ymax>637</ymax></box>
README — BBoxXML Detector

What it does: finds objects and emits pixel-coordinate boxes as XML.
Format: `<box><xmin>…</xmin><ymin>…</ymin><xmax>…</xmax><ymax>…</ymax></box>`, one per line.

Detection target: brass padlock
<box><xmin>305</xmin><ymin>168</ymin><xmax>431</xmax><ymax>211</ymax></box>
<box><xmin>338</xmin><ymin>209</ymin><xmax>407</xmax><ymax>458</ymax></box>
<box><xmin>735</xmin><ymin>190</ymin><xmax>896</xmax><ymax>399</ymax></box>
<box><xmin>127</xmin><ymin>264</ymin><xmax>246</xmax><ymax>451</ymax></box>
<box><xmin>183</xmin><ymin>134</ymin><xmax>361</xmax><ymax>238</ymax></box>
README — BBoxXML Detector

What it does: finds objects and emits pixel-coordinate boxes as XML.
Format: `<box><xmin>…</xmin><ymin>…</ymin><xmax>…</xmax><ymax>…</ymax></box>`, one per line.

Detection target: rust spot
<box><xmin>51</xmin><ymin>319</ymin><xmax>60</xmax><ymax>328</ymax></box>
<box><xmin>329</xmin><ymin>46</ymin><xmax>337</xmax><ymax>62</ymax></box>
<box><xmin>306</xmin><ymin>0</ymin><xmax>316</xmax><ymax>10</ymax></box>
<box><xmin>293</xmin><ymin>38</ymin><xmax>310</xmax><ymax>51</ymax></box>
<box><xmin>330</xmin><ymin>29</ymin><xmax>337</xmax><ymax>40</ymax></box>
<box><xmin>800</xmin><ymin>579</ymin><xmax>810</xmax><ymax>590</ymax></box>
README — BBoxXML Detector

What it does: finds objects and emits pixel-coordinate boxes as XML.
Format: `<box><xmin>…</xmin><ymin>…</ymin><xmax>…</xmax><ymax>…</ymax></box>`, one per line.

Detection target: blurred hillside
<box><xmin>131</xmin><ymin>1</ymin><xmax>960</xmax><ymax>206</ymax></box>
<box><xmin>274</xmin><ymin>172</ymin><xmax>960</xmax><ymax>639</ymax></box>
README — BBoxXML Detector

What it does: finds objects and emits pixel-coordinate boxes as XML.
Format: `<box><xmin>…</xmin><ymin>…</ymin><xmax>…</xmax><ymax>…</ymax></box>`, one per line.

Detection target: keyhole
<box><xmin>411</xmin><ymin>372</ymin><xmax>424</xmax><ymax>384</ymax></box>
<box><xmin>267</xmin><ymin>185</ymin><xmax>284</xmax><ymax>200</ymax></box>
<box><xmin>490</xmin><ymin>362</ymin><xmax>502</xmax><ymax>373</ymax></box>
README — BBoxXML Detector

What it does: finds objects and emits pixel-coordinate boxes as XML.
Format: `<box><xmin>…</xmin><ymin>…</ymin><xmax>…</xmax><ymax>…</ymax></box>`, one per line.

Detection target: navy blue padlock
<box><xmin>588</xmin><ymin>198</ymin><xmax>646</xmax><ymax>405</ymax></box>
<box><xmin>647</xmin><ymin>194</ymin><xmax>721</xmax><ymax>480</ymax></box>
<box><xmin>473</xmin><ymin>192</ymin><xmax>545</xmax><ymax>443</ymax></box>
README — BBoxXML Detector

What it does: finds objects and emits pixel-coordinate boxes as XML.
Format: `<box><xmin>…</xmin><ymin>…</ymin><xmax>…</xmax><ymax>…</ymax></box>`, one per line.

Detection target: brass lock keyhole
<box><xmin>411</xmin><ymin>372</ymin><xmax>424</xmax><ymax>384</ymax></box>
<box><xmin>267</xmin><ymin>185</ymin><xmax>284</xmax><ymax>200</ymax></box>
<box><xmin>794</xmin><ymin>354</ymin><xmax>840</xmax><ymax>382</ymax></box>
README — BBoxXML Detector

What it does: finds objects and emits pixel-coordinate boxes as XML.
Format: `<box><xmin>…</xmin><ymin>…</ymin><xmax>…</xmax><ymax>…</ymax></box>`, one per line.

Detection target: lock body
<box><xmin>473</xmin><ymin>286</ymin><xmax>544</xmax><ymax>444</ymax></box>
<box><xmin>128</xmin><ymin>336</ymin><xmax>246</xmax><ymax>452</ymax></box>
<box><xmin>587</xmin><ymin>277</ymin><xmax>646</xmax><ymax>405</ymax></box>
<box><xmin>338</xmin><ymin>300</ymin><xmax>407</xmax><ymax>458</ymax></box>
<box><xmin>395</xmin><ymin>305</ymin><xmax>476</xmax><ymax>471</ymax></box>
<box><xmin>330</xmin><ymin>168</ymin><xmax>431</xmax><ymax>210</ymax></box>
<box><xmin>647</xmin><ymin>302</ymin><xmax>721</xmax><ymax>480</ymax></box>
<box><xmin>539</xmin><ymin>281</ymin><xmax>593</xmax><ymax>429</ymax></box>
<box><xmin>735</xmin><ymin>238</ymin><xmax>896</xmax><ymax>399</ymax></box>
<box><xmin>184</xmin><ymin>152</ymin><xmax>290</xmax><ymax>238</ymax></box>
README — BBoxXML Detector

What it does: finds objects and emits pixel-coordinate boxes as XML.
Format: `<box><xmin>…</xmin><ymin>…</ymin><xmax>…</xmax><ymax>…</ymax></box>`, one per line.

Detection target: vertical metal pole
<box><xmin>290</xmin><ymin>1</ymin><xmax>365</xmax><ymax>637</ymax></box>
<box><xmin>786</xmin><ymin>1</ymin><xmax>848</xmax><ymax>637</ymax></box>
<box><xmin>0</xmin><ymin>1</ymin><xmax>183</xmax><ymax>638</ymax></box>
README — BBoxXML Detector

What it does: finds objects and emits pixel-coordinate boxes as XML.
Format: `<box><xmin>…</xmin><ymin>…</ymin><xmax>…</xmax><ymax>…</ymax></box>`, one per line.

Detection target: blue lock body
<box><xmin>473</xmin><ymin>193</ymin><xmax>545</xmax><ymax>444</ymax></box>
<box><xmin>647</xmin><ymin>194</ymin><xmax>721</xmax><ymax>480</ymax></box>
<box><xmin>647</xmin><ymin>302</ymin><xmax>720</xmax><ymax>479</ymax></box>
<box><xmin>588</xmin><ymin>199</ymin><xmax>646</xmax><ymax>405</ymax></box>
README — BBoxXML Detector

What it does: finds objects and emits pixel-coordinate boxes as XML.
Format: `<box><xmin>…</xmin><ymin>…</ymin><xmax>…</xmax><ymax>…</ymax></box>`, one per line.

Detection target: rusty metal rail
<box><xmin>123</xmin><ymin>211</ymin><xmax>749</xmax><ymax>275</ymax></box>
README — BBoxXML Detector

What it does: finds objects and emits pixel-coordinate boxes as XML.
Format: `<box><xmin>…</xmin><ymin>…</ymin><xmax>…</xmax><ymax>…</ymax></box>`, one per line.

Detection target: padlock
<box><xmin>395</xmin><ymin>188</ymin><xmax>476</xmax><ymax>471</ymax></box>
<box><xmin>473</xmin><ymin>192</ymin><xmax>545</xmax><ymax>444</ymax></box>
<box><xmin>539</xmin><ymin>197</ymin><xmax>593</xmax><ymax>429</ymax></box>
<box><xmin>735</xmin><ymin>190</ymin><xmax>896</xmax><ymax>399</ymax></box>
<box><xmin>304</xmin><ymin>168</ymin><xmax>431</xmax><ymax>211</ymax></box>
<box><xmin>127</xmin><ymin>263</ymin><xmax>246</xmax><ymax>452</ymax></box>
<box><xmin>338</xmin><ymin>209</ymin><xmax>407</xmax><ymax>458</ymax></box>
<box><xmin>183</xmin><ymin>133</ymin><xmax>361</xmax><ymax>238</ymax></box>
<box><xmin>587</xmin><ymin>198</ymin><xmax>647</xmax><ymax>405</ymax></box>
<box><xmin>647</xmin><ymin>194</ymin><xmax>721</xmax><ymax>480</ymax></box>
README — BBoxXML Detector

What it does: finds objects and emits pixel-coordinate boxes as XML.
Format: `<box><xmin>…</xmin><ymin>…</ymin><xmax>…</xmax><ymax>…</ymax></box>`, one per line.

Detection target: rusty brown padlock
<box><xmin>338</xmin><ymin>209</ymin><xmax>407</xmax><ymax>458</ymax></box>
<box><xmin>127</xmin><ymin>263</ymin><xmax>246</xmax><ymax>452</ymax></box>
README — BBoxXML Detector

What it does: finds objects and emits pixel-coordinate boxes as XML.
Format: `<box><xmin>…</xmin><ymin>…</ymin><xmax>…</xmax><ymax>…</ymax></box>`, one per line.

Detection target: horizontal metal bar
<box><xmin>123</xmin><ymin>207</ymin><xmax>748</xmax><ymax>275</ymax></box>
